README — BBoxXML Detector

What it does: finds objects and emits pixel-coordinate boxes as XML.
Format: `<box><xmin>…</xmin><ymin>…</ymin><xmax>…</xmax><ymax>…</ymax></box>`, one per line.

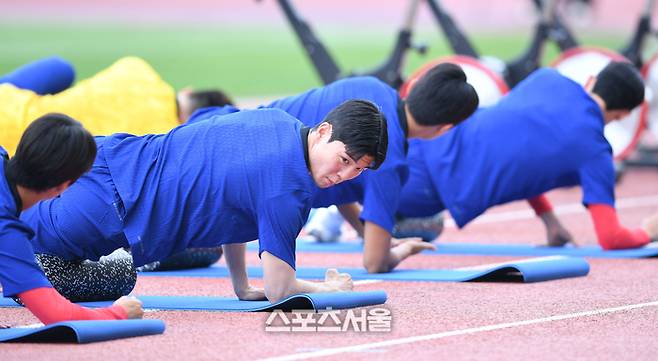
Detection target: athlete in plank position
<box><xmin>22</xmin><ymin>100</ymin><xmax>387</xmax><ymax>302</ymax></box>
<box><xmin>391</xmin><ymin>62</ymin><xmax>658</xmax><ymax>249</ymax></box>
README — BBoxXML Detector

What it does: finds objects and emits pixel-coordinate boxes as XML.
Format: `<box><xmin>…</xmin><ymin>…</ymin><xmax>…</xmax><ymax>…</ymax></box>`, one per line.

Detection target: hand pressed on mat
<box><xmin>323</xmin><ymin>268</ymin><xmax>353</xmax><ymax>292</ymax></box>
<box><xmin>236</xmin><ymin>285</ymin><xmax>267</xmax><ymax>301</ymax></box>
<box><xmin>390</xmin><ymin>238</ymin><xmax>438</xmax><ymax>257</ymax></box>
<box><xmin>113</xmin><ymin>296</ymin><xmax>144</xmax><ymax>319</ymax></box>
<box><xmin>364</xmin><ymin>222</ymin><xmax>436</xmax><ymax>274</ymax></box>
<box><xmin>262</xmin><ymin>252</ymin><xmax>353</xmax><ymax>303</ymax></box>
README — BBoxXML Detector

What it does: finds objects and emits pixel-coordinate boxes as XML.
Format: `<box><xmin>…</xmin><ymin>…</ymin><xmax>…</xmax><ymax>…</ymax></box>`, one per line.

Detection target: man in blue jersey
<box><xmin>188</xmin><ymin>63</ymin><xmax>480</xmax><ymax>273</ymax></box>
<box><xmin>1</xmin><ymin>113</ymin><xmax>143</xmax><ymax>324</ymax></box>
<box><xmin>393</xmin><ymin>61</ymin><xmax>658</xmax><ymax>249</ymax></box>
<box><xmin>22</xmin><ymin>100</ymin><xmax>388</xmax><ymax>302</ymax></box>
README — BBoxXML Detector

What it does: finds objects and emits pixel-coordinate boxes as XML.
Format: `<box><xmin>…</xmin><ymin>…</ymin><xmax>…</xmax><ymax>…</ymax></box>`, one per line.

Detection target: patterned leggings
<box><xmin>35</xmin><ymin>247</ymin><xmax>224</xmax><ymax>302</ymax></box>
<box><xmin>35</xmin><ymin>250</ymin><xmax>137</xmax><ymax>302</ymax></box>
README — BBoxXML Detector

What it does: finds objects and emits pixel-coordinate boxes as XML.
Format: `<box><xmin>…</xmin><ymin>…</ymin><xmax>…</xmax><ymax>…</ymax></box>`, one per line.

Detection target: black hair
<box><xmin>189</xmin><ymin>89</ymin><xmax>234</xmax><ymax>109</ymax></box>
<box><xmin>314</xmin><ymin>99</ymin><xmax>388</xmax><ymax>170</ymax></box>
<box><xmin>7</xmin><ymin>113</ymin><xmax>96</xmax><ymax>191</ymax></box>
<box><xmin>592</xmin><ymin>61</ymin><xmax>645</xmax><ymax>111</ymax></box>
<box><xmin>406</xmin><ymin>62</ymin><xmax>479</xmax><ymax>126</ymax></box>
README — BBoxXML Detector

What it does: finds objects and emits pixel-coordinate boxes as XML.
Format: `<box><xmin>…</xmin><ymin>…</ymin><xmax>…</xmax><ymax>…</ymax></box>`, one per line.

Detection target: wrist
<box><xmin>539</xmin><ymin>211</ymin><xmax>558</xmax><ymax>225</ymax></box>
<box><xmin>110</xmin><ymin>304</ymin><xmax>129</xmax><ymax>319</ymax></box>
<box><xmin>233</xmin><ymin>281</ymin><xmax>250</xmax><ymax>295</ymax></box>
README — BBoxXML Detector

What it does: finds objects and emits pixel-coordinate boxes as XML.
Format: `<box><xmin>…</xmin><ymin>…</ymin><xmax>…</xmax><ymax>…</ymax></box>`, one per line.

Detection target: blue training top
<box><xmin>398</xmin><ymin>68</ymin><xmax>615</xmax><ymax>227</ymax></box>
<box><xmin>189</xmin><ymin>77</ymin><xmax>409</xmax><ymax>233</ymax></box>
<box><xmin>103</xmin><ymin>109</ymin><xmax>314</xmax><ymax>268</ymax></box>
<box><xmin>0</xmin><ymin>147</ymin><xmax>52</xmax><ymax>297</ymax></box>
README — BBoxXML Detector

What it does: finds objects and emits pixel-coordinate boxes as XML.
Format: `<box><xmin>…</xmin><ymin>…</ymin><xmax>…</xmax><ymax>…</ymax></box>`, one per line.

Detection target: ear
<box><xmin>437</xmin><ymin>124</ymin><xmax>453</xmax><ymax>135</ymax></box>
<box><xmin>316</xmin><ymin>122</ymin><xmax>333</xmax><ymax>140</ymax></box>
<box><xmin>584</xmin><ymin>76</ymin><xmax>597</xmax><ymax>92</ymax></box>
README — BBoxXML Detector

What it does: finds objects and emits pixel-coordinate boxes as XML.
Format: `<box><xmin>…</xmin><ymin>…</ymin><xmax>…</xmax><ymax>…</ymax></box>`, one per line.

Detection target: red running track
<box><xmin>1</xmin><ymin>168</ymin><xmax>658</xmax><ymax>360</ymax></box>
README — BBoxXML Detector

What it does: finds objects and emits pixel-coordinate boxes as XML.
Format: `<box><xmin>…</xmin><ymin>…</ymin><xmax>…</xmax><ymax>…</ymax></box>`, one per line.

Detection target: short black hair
<box><xmin>406</xmin><ymin>62</ymin><xmax>479</xmax><ymax>126</ymax></box>
<box><xmin>189</xmin><ymin>89</ymin><xmax>234</xmax><ymax>109</ymax></box>
<box><xmin>314</xmin><ymin>99</ymin><xmax>388</xmax><ymax>170</ymax></box>
<box><xmin>592</xmin><ymin>61</ymin><xmax>645</xmax><ymax>111</ymax></box>
<box><xmin>7</xmin><ymin>113</ymin><xmax>97</xmax><ymax>191</ymax></box>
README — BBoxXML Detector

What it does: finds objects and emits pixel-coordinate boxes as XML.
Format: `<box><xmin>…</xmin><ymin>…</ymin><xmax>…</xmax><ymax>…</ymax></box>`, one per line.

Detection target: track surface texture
<box><xmin>2</xmin><ymin>168</ymin><xmax>657</xmax><ymax>360</ymax></box>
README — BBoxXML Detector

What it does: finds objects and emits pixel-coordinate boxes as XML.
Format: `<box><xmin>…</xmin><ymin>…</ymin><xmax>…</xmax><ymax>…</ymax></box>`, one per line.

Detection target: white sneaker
<box><xmin>305</xmin><ymin>206</ymin><xmax>344</xmax><ymax>243</ymax></box>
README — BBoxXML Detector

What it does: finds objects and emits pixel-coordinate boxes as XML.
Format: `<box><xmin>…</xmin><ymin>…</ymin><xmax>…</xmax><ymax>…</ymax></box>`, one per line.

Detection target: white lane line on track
<box><xmin>445</xmin><ymin>194</ymin><xmax>658</xmax><ymax>228</ymax></box>
<box><xmin>258</xmin><ymin>300</ymin><xmax>658</xmax><ymax>361</ymax></box>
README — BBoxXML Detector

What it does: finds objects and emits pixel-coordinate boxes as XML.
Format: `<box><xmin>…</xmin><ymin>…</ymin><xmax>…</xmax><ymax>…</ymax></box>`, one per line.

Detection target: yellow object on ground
<box><xmin>0</xmin><ymin>57</ymin><xmax>179</xmax><ymax>155</ymax></box>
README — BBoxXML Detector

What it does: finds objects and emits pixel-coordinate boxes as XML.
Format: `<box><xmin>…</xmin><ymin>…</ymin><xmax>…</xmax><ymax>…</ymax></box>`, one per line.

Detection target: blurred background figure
<box><xmin>0</xmin><ymin>56</ymin><xmax>233</xmax><ymax>155</ymax></box>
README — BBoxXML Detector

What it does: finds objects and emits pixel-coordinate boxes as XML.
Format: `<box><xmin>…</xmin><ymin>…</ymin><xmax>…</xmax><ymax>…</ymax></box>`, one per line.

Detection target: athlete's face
<box><xmin>308</xmin><ymin>123</ymin><xmax>374</xmax><ymax>188</ymax></box>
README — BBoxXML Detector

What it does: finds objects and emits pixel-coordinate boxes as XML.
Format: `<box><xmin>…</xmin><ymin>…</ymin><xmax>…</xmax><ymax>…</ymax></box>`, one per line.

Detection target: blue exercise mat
<box><xmin>0</xmin><ymin>319</ymin><xmax>165</xmax><ymax>343</ymax></box>
<box><xmin>253</xmin><ymin>240</ymin><xmax>658</xmax><ymax>258</ymax></box>
<box><xmin>425</xmin><ymin>242</ymin><xmax>658</xmax><ymax>258</ymax></box>
<box><xmin>141</xmin><ymin>256</ymin><xmax>589</xmax><ymax>283</ymax></box>
<box><xmin>0</xmin><ymin>291</ymin><xmax>386</xmax><ymax>312</ymax></box>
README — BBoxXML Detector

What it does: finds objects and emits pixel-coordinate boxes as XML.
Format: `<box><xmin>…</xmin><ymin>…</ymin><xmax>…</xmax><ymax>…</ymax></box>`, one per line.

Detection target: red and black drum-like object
<box><xmin>552</xmin><ymin>47</ymin><xmax>649</xmax><ymax>162</ymax></box>
<box><xmin>641</xmin><ymin>52</ymin><xmax>658</xmax><ymax>142</ymax></box>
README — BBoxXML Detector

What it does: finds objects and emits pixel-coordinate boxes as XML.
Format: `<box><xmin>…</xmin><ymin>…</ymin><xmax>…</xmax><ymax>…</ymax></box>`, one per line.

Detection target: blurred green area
<box><xmin>0</xmin><ymin>22</ymin><xmax>626</xmax><ymax>97</ymax></box>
